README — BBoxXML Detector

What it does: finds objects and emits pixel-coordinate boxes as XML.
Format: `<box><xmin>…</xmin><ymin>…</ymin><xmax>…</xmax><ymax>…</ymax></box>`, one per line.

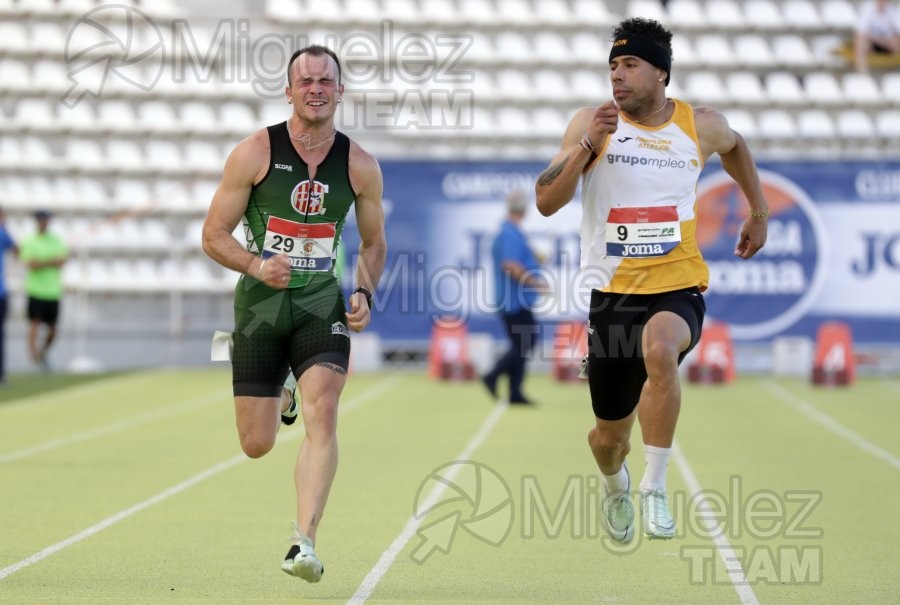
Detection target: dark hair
<box><xmin>611</xmin><ymin>18</ymin><xmax>673</xmax><ymax>66</ymax></box>
<box><xmin>287</xmin><ymin>45</ymin><xmax>342</xmax><ymax>86</ymax></box>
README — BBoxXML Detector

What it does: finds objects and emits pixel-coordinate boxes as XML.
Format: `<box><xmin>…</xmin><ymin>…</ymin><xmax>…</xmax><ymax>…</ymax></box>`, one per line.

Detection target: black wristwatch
<box><xmin>354</xmin><ymin>287</ymin><xmax>373</xmax><ymax>309</ymax></box>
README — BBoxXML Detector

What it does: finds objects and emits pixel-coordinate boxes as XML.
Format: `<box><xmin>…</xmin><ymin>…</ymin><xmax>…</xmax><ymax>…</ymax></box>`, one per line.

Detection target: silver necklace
<box><xmin>625</xmin><ymin>99</ymin><xmax>670</xmax><ymax>125</ymax></box>
<box><xmin>286</xmin><ymin>120</ymin><xmax>336</xmax><ymax>151</ymax></box>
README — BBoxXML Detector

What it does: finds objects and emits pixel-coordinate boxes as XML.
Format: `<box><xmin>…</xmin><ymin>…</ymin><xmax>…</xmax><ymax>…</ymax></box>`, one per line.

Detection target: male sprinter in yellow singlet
<box><xmin>536</xmin><ymin>18</ymin><xmax>768</xmax><ymax>544</ymax></box>
<box><xmin>203</xmin><ymin>45</ymin><xmax>386</xmax><ymax>580</ymax></box>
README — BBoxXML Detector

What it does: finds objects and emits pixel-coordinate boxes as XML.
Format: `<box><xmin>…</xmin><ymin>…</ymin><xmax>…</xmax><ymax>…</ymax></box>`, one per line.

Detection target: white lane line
<box><xmin>763</xmin><ymin>379</ymin><xmax>900</xmax><ymax>470</ymax></box>
<box><xmin>0</xmin><ymin>375</ymin><xmax>402</xmax><ymax>582</ymax></box>
<box><xmin>0</xmin><ymin>389</ymin><xmax>232</xmax><ymax>464</ymax></box>
<box><xmin>347</xmin><ymin>401</ymin><xmax>509</xmax><ymax>605</ymax></box>
<box><xmin>672</xmin><ymin>443</ymin><xmax>760</xmax><ymax>605</ymax></box>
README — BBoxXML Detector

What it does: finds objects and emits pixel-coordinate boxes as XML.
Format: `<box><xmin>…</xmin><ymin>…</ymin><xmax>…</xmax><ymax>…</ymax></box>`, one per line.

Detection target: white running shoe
<box><xmin>281</xmin><ymin>388</ymin><xmax>299</xmax><ymax>426</ymax></box>
<box><xmin>601</xmin><ymin>464</ymin><xmax>634</xmax><ymax>544</ymax></box>
<box><xmin>281</xmin><ymin>523</ymin><xmax>324</xmax><ymax>582</ymax></box>
<box><xmin>640</xmin><ymin>489</ymin><xmax>676</xmax><ymax>539</ymax></box>
<box><xmin>281</xmin><ymin>371</ymin><xmax>299</xmax><ymax>426</ymax></box>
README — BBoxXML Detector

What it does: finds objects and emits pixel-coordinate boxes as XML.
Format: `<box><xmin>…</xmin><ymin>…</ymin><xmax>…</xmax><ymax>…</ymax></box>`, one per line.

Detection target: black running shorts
<box><xmin>27</xmin><ymin>296</ymin><xmax>60</xmax><ymax>325</ymax></box>
<box><xmin>231</xmin><ymin>276</ymin><xmax>350</xmax><ymax>398</ymax></box>
<box><xmin>587</xmin><ymin>287</ymin><xmax>705</xmax><ymax>421</ymax></box>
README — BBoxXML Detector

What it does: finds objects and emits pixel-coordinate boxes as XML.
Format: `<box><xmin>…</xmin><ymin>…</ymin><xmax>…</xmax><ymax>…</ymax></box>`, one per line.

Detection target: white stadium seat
<box><xmin>685</xmin><ymin>71</ymin><xmax>728</xmax><ymax>104</ymax></box>
<box><xmin>882</xmin><ymin>74</ymin><xmax>900</xmax><ymax>104</ymax></box>
<box><xmin>107</xmin><ymin>140</ymin><xmax>144</xmax><ymax>172</ymax></box>
<box><xmin>180</xmin><ymin>102</ymin><xmax>217</xmax><ymax>134</ymax></box>
<box><xmin>694</xmin><ymin>35</ymin><xmax>735</xmax><ymax>67</ymax></box>
<box><xmin>65</xmin><ymin>139</ymin><xmax>103</xmax><ymax>172</ymax></box>
<box><xmin>667</xmin><ymin>0</ymin><xmax>708</xmax><ymax>29</ymax></box>
<box><xmin>764</xmin><ymin>72</ymin><xmax>807</xmax><ymax>105</ymax></box>
<box><xmin>804</xmin><ymin>72</ymin><xmax>845</xmax><ymax>106</ymax></box>
<box><xmin>494</xmin><ymin>32</ymin><xmax>533</xmax><ymax>65</ymax></box>
<box><xmin>758</xmin><ymin>109</ymin><xmax>798</xmax><ymax>139</ymax></box>
<box><xmin>820</xmin><ymin>0</ymin><xmax>858</xmax><ymax>29</ymax></box>
<box><xmin>0</xmin><ymin>22</ymin><xmax>27</xmax><ymax>53</ymax></box>
<box><xmin>837</xmin><ymin>110</ymin><xmax>875</xmax><ymax>138</ymax></box>
<box><xmin>265</xmin><ymin>0</ymin><xmax>301</xmax><ymax>21</ymax></box>
<box><xmin>533</xmin><ymin>32</ymin><xmax>570</xmax><ymax>67</ymax></box>
<box><xmin>734</xmin><ymin>35</ymin><xmax>775</xmax><ymax>68</ymax></box>
<box><xmin>876</xmin><ymin>110</ymin><xmax>900</xmax><ymax>138</ymax></box>
<box><xmin>841</xmin><ymin>73</ymin><xmax>883</xmax><ymax>106</ymax></box>
<box><xmin>797</xmin><ymin>110</ymin><xmax>837</xmax><ymax>139</ymax></box>
<box><xmin>343</xmin><ymin>0</ymin><xmax>380</xmax><ymax>25</ymax></box>
<box><xmin>744</xmin><ymin>0</ymin><xmax>785</xmax><ymax>31</ymax></box>
<box><xmin>772</xmin><ymin>35</ymin><xmax>816</xmax><ymax>68</ymax></box>
<box><xmin>13</xmin><ymin>98</ymin><xmax>54</xmax><ymax>130</ymax></box>
<box><xmin>627</xmin><ymin>0</ymin><xmax>667</xmax><ymax>23</ymax></box>
<box><xmin>21</xmin><ymin>138</ymin><xmax>52</xmax><ymax>169</ymax></box>
<box><xmin>138</xmin><ymin>101</ymin><xmax>179</xmax><ymax>134</ymax></box>
<box><xmin>533</xmin><ymin>70</ymin><xmax>569</xmax><ymax>103</ymax></box>
<box><xmin>496</xmin><ymin>0</ymin><xmax>534</xmax><ymax>26</ymax></box>
<box><xmin>671</xmin><ymin>36</ymin><xmax>699</xmax><ymax>68</ymax></box>
<box><xmin>145</xmin><ymin>140</ymin><xmax>183</xmax><ymax>173</ymax></box>
<box><xmin>706</xmin><ymin>0</ymin><xmax>744</xmax><ymax>29</ymax></box>
<box><xmin>184</xmin><ymin>141</ymin><xmax>221</xmax><ymax>172</ymax></box>
<box><xmin>459</xmin><ymin>0</ymin><xmax>496</xmax><ymax>26</ymax></box>
<box><xmin>533</xmin><ymin>0</ymin><xmax>573</xmax><ymax>27</ymax></box>
<box><xmin>381</xmin><ymin>0</ymin><xmax>420</xmax><ymax>27</ymax></box>
<box><xmin>782</xmin><ymin>0</ymin><xmax>823</xmax><ymax>30</ymax></box>
<box><xmin>571</xmin><ymin>32</ymin><xmax>610</xmax><ymax>64</ymax></box>
<box><xmin>573</xmin><ymin>0</ymin><xmax>618</xmax><ymax>26</ymax></box>
<box><xmin>219</xmin><ymin>102</ymin><xmax>257</xmax><ymax>134</ymax></box>
<box><xmin>97</xmin><ymin>101</ymin><xmax>137</xmax><ymax>133</ymax></box>
<box><xmin>495</xmin><ymin>70</ymin><xmax>533</xmax><ymax>102</ymax></box>
<box><xmin>420</xmin><ymin>0</ymin><xmax>459</xmax><ymax>26</ymax></box>
<box><xmin>0</xmin><ymin>59</ymin><xmax>31</xmax><ymax>93</ymax></box>
<box><xmin>726</xmin><ymin>72</ymin><xmax>768</xmax><ymax>106</ymax></box>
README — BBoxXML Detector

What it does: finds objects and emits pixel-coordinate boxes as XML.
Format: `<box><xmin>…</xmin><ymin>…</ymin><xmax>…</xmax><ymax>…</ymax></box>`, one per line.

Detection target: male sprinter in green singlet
<box><xmin>202</xmin><ymin>45</ymin><xmax>386</xmax><ymax>582</ymax></box>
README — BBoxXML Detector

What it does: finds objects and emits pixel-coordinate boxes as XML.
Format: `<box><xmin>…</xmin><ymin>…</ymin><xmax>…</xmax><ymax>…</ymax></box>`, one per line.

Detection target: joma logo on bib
<box><xmin>291</xmin><ymin>180</ymin><xmax>329</xmax><ymax>215</ymax></box>
<box><xmin>620</xmin><ymin>244</ymin><xmax>665</xmax><ymax>257</ymax></box>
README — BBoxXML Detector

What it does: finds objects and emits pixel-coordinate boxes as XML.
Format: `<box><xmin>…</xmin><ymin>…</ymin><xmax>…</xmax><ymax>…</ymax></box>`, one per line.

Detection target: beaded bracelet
<box><xmin>579</xmin><ymin>133</ymin><xmax>596</xmax><ymax>152</ymax></box>
<box><xmin>749</xmin><ymin>209</ymin><xmax>770</xmax><ymax>219</ymax></box>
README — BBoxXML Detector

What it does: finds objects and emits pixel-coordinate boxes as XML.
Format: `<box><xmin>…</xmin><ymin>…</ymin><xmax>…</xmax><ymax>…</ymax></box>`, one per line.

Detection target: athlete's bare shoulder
<box><xmin>692</xmin><ymin>105</ymin><xmax>736</xmax><ymax>159</ymax></box>
<box><xmin>349</xmin><ymin>139</ymin><xmax>380</xmax><ymax>176</ymax></box>
<box><xmin>347</xmin><ymin>138</ymin><xmax>382</xmax><ymax>196</ymax></box>
<box><xmin>224</xmin><ymin>127</ymin><xmax>271</xmax><ymax>186</ymax></box>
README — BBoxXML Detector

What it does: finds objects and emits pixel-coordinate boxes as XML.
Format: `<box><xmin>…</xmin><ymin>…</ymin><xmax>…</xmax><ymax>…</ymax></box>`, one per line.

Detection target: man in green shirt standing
<box><xmin>19</xmin><ymin>210</ymin><xmax>68</xmax><ymax>371</ymax></box>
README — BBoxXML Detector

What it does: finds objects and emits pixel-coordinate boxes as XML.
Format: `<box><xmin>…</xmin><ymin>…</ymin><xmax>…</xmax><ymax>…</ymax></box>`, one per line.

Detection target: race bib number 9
<box><xmin>263</xmin><ymin>216</ymin><xmax>336</xmax><ymax>272</ymax></box>
<box><xmin>606</xmin><ymin>206</ymin><xmax>681</xmax><ymax>258</ymax></box>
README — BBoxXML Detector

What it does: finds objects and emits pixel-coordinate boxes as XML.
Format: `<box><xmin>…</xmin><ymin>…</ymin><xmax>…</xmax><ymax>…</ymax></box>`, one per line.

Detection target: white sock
<box><xmin>602</xmin><ymin>464</ymin><xmax>630</xmax><ymax>495</ymax></box>
<box><xmin>640</xmin><ymin>444</ymin><xmax>671</xmax><ymax>493</ymax></box>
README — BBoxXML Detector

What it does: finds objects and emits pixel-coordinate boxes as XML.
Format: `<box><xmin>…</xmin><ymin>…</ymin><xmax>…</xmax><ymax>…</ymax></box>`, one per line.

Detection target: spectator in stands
<box><xmin>19</xmin><ymin>210</ymin><xmax>67</xmax><ymax>372</ymax></box>
<box><xmin>481</xmin><ymin>190</ymin><xmax>545</xmax><ymax>405</ymax></box>
<box><xmin>0</xmin><ymin>207</ymin><xmax>18</xmax><ymax>384</ymax></box>
<box><xmin>202</xmin><ymin>45</ymin><xmax>385</xmax><ymax>583</ymax></box>
<box><xmin>535</xmin><ymin>17</ymin><xmax>768</xmax><ymax>545</ymax></box>
<box><xmin>854</xmin><ymin>0</ymin><xmax>900</xmax><ymax>72</ymax></box>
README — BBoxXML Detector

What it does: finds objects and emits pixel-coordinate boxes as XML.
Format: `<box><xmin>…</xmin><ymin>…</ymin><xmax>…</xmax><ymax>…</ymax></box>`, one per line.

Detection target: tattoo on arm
<box><xmin>537</xmin><ymin>156</ymin><xmax>570</xmax><ymax>187</ymax></box>
<box><xmin>314</xmin><ymin>362</ymin><xmax>347</xmax><ymax>376</ymax></box>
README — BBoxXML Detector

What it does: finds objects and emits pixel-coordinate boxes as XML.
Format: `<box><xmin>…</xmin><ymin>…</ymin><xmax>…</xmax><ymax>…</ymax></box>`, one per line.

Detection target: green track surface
<box><xmin>1</xmin><ymin>370</ymin><xmax>897</xmax><ymax>604</ymax></box>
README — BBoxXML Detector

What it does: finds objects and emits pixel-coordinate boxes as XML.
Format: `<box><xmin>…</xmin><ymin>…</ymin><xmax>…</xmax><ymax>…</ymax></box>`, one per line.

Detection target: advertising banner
<box><xmin>339</xmin><ymin>161</ymin><xmax>900</xmax><ymax>343</ymax></box>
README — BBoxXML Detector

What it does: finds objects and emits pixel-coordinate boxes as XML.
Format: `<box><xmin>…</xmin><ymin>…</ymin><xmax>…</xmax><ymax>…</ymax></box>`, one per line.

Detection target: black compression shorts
<box><xmin>586</xmin><ymin>287</ymin><xmax>705</xmax><ymax>421</ymax></box>
<box><xmin>231</xmin><ymin>276</ymin><xmax>350</xmax><ymax>398</ymax></box>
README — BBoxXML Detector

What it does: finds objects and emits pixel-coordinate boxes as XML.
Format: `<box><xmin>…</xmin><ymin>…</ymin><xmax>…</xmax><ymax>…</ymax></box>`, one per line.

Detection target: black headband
<box><xmin>609</xmin><ymin>35</ymin><xmax>671</xmax><ymax>86</ymax></box>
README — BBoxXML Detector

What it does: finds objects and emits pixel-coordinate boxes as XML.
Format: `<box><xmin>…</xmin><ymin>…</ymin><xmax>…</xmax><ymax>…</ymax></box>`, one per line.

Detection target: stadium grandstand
<box><xmin>0</xmin><ymin>0</ymin><xmax>898</xmax><ymax>376</ymax></box>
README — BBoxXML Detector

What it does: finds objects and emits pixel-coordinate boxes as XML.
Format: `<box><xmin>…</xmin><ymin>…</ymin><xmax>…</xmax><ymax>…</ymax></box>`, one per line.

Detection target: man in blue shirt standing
<box><xmin>0</xmin><ymin>207</ymin><xmax>18</xmax><ymax>385</ymax></box>
<box><xmin>482</xmin><ymin>190</ymin><xmax>545</xmax><ymax>405</ymax></box>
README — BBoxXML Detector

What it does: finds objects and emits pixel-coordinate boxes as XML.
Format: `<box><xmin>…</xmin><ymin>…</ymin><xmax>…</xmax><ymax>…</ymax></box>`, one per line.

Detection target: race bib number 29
<box><xmin>263</xmin><ymin>216</ymin><xmax>336</xmax><ymax>272</ymax></box>
<box><xmin>606</xmin><ymin>206</ymin><xmax>681</xmax><ymax>258</ymax></box>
